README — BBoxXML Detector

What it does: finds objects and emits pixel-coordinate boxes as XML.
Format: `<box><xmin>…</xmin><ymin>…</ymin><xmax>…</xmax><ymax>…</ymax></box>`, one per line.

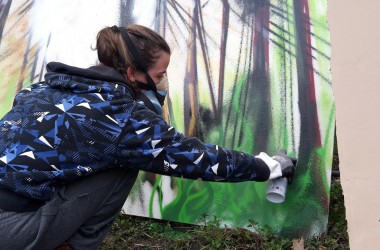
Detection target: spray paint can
<box><xmin>266</xmin><ymin>177</ymin><xmax>288</xmax><ymax>203</ymax></box>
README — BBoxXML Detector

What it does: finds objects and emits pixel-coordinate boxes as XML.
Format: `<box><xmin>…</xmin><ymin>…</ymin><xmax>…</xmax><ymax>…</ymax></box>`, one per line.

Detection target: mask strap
<box><xmin>112</xmin><ymin>25</ymin><xmax>158</xmax><ymax>92</ymax></box>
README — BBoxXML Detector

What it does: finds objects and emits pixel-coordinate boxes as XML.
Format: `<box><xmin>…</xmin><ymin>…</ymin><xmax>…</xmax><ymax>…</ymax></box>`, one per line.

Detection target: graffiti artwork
<box><xmin>0</xmin><ymin>0</ymin><xmax>334</xmax><ymax>238</ymax></box>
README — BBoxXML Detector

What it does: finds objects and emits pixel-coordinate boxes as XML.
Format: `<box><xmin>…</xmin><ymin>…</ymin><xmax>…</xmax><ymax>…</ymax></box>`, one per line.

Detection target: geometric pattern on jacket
<box><xmin>0</xmin><ymin>63</ymin><xmax>269</xmax><ymax>201</ymax></box>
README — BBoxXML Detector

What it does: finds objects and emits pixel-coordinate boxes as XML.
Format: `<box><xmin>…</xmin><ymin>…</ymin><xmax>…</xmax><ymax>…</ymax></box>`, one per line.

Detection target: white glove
<box><xmin>256</xmin><ymin>149</ymin><xmax>297</xmax><ymax>183</ymax></box>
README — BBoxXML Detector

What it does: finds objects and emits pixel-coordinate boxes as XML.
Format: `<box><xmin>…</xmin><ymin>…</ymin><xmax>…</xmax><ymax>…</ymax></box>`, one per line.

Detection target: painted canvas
<box><xmin>0</xmin><ymin>0</ymin><xmax>334</xmax><ymax>238</ymax></box>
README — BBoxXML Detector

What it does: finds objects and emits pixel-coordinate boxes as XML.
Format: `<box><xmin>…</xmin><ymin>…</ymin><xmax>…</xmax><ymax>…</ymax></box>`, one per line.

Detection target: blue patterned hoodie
<box><xmin>0</xmin><ymin>62</ymin><xmax>270</xmax><ymax>205</ymax></box>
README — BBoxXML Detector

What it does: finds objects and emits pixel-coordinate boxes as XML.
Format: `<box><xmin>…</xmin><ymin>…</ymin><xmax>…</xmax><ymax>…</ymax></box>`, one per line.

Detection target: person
<box><xmin>0</xmin><ymin>24</ymin><xmax>296</xmax><ymax>249</ymax></box>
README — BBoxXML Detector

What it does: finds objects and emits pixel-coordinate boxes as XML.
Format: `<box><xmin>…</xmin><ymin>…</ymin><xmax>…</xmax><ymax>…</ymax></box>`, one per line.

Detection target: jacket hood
<box><xmin>45</xmin><ymin>62</ymin><xmax>134</xmax><ymax>97</ymax></box>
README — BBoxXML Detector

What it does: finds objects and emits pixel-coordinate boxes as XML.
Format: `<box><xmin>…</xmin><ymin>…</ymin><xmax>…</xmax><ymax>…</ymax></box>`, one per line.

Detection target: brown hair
<box><xmin>95</xmin><ymin>24</ymin><xmax>171</xmax><ymax>89</ymax></box>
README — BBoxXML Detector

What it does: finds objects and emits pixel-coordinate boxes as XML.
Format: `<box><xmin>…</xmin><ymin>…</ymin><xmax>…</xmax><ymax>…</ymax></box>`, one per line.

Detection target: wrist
<box><xmin>256</xmin><ymin>152</ymin><xmax>282</xmax><ymax>180</ymax></box>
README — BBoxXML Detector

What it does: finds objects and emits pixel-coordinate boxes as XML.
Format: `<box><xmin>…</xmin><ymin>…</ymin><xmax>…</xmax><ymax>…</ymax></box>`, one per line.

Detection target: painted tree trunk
<box><xmin>119</xmin><ymin>0</ymin><xmax>135</xmax><ymax>26</ymax></box>
<box><xmin>183</xmin><ymin>6</ymin><xmax>199</xmax><ymax>137</ymax></box>
<box><xmin>0</xmin><ymin>0</ymin><xmax>12</xmax><ymax>46</ymax></box>
<box><xmin>217</xmin><ymin>0</ymin><xmax>229</xmax><ymax>123</ymax></box>
<box><xmin>195</xmin><ymin>0</ymin><xmax>217</xmax><ymax>116</ymax></box>
<box><xmin>250</xmin><ymin>0</ymin><xmax>271</xmax><ymax>153</ymax></box>
<box><xmin>292</xmin><ymin>0</ymin><xmax>328</xmax><ymax>236</ymax></box>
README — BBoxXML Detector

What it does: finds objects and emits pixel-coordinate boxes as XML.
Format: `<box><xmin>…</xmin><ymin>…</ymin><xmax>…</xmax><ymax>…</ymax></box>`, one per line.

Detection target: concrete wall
<box><xmin>328</xmin><ymin>0</ymin><xmax>380</xmax><ymax>248</ymax></box>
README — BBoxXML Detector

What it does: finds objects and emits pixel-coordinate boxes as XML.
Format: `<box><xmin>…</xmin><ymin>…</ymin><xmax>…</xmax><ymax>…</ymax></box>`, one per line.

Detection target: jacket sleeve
<box><xmin>116</xmin><ymin>104</ymin><xmax>271</xmax><ymax>182</ymax></box>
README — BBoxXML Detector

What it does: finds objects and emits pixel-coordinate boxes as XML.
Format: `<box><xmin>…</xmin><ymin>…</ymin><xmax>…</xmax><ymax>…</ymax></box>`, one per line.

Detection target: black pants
<box><xmin>0</xmin><ymin>167</ymin><xmax>139</xmax><ymax>250</ymax></box>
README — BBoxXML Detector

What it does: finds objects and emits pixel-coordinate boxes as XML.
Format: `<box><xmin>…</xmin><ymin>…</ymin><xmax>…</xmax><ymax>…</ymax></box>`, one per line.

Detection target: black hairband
<box><xmin>111</xmin><ymin>25</ymin><xmax>119</xmax><ymax>33</ymax></box>
<box><xmin>111</xmin><ymin>25</ymin><xmax>157</xmax><ymax>92</ymax></box>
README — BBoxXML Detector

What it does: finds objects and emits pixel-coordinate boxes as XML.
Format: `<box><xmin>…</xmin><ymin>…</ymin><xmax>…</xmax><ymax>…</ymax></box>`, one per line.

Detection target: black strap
<box><xmin>136</xmin><ymin>92</ymin><xmax>159</xmax><ymax>114</ymax></box>
<box><xmin>118</xmin><ymin>27</ymin><xmax>148</xmax><ymax>72</ymax></box>
<box><xmin>112</xmin><ymin>26</ymin><xmax>157</xmax><ymax>92</ymax></box>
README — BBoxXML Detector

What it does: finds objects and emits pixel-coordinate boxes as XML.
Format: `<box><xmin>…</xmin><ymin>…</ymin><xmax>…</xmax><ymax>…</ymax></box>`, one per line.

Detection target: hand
<box><xmin>272</xmin><ymin>149</ymin><xmax>297</xmax><ymax>183</ymax></box>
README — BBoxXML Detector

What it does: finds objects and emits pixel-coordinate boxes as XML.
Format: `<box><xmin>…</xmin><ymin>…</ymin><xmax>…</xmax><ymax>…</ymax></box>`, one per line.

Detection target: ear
<box><xmin>127</xmin><ymin>66</ymin><xmax>136</xmax><ymax>82</ymax></box>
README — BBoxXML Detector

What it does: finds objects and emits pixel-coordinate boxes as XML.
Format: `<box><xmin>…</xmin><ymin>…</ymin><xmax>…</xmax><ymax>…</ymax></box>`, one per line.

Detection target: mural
<box><xmin>0</xmin><ymin>0</ymin><xmax>334</xmax><ymax>238</ymax></box>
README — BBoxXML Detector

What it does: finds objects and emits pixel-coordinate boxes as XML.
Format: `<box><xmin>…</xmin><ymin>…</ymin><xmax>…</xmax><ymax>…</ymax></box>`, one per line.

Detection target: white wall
<box><xmin>30</xmin><ymin>0</ymin><xmax>120</xmax><ymax>68</ymax></box>
<box><xmin>328</xmin><ymin>1</ymin><xmax>380</xmax><ymax>248</ymax></box>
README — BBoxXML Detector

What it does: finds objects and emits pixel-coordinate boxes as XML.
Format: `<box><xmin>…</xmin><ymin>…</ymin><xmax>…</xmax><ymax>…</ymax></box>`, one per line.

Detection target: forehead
<box><xmin>150</xmin><ymin>52</ymin><xmax>170</xmax><ymax>72</ymax></box>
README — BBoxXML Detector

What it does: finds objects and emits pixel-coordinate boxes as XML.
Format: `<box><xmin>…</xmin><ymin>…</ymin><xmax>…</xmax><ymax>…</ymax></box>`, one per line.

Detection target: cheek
<box><xmin>135</xmin><ymin>73</ymin><xmax>147</xmax><ymax>83</ymax></box>
<box><xmin>153</xmin><ymin>76</ymin><xmax>161</xmax><ymax>84</ymax></box>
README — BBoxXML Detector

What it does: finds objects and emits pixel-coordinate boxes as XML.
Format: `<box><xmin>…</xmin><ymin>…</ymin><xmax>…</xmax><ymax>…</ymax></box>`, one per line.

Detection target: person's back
<box><xmin>0</xmin><ymin>62</ymin><xmax>137</xmax><ymax>202</ymax></box>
